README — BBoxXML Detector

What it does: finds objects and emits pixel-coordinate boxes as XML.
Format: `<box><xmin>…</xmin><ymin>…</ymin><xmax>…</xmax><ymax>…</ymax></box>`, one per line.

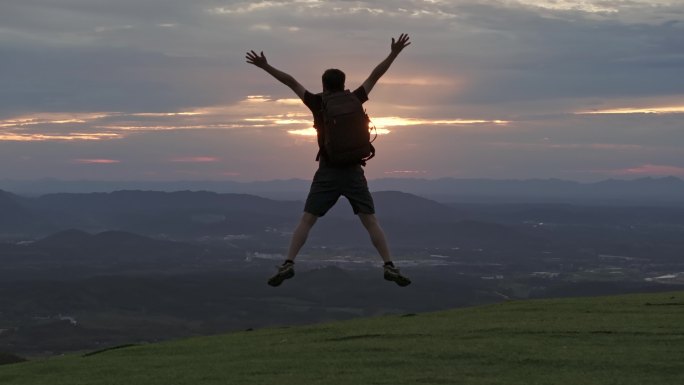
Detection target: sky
<box><xmin>1</xmin><ymin>0</ymin><xmax>683</xmax><ymax>182</ymax></box>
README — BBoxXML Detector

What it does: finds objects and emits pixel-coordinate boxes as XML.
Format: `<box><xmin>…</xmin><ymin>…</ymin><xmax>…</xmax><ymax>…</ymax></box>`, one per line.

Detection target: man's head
<box><xmin>322</xmin><ymin>68</ymin><xmax>345</xmax><ymax>92</ymax></box>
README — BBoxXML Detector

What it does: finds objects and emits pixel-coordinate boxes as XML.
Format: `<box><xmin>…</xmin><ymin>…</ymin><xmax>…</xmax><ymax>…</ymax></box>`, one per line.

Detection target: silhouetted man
<box><xmin>246</xmin><ymin>33</ymin><xmax>411</xmax><ymax>287</ymax></box>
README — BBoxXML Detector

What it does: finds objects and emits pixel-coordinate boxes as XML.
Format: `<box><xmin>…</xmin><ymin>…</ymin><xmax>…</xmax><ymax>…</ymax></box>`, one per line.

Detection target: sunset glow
<box><xmin>371</xmin><ymin>117</ymin><xmax>509</xmax><ymax>129</ymax></box>
<box><xmin>2</xmin><ymin>0</ymin><xmax>683</xmax><ymax>181</ymax></box>
<box><xmin>287</xmin><ymin>127</ymin><xmax>392</xmax><ymax>137</ymax></box>
<box><xmin>0</xmin><ymin>112</ymin><xmax>111</xmax><ymax>128</ymax></box>
<box><xmin>612</xmin><ymin>164</ymin><xmax>684</xmax><ymax>176</ymax></box>
<box><xmin>0</xmin><ymin>133</ymin><xmax>122</xmax><ymax>141</ymax></box>
<box><xmin>286</xmin><ymin>128</ymin><xmax>317</xmax><ymax>136</ymax></box>
<box><xmin>72</xmin><ymin>158</ymin><xmax>121</xmax><ymax>164</ymax></box>
<box><xmin>577</xmin><ymin>106</ymin><xmax>684</xmax><ymax>115</ymax></box>
<box><xmin>170</xmin><ymin>156</ymin><xmax>221</xmax><ymax>163</ymax></box>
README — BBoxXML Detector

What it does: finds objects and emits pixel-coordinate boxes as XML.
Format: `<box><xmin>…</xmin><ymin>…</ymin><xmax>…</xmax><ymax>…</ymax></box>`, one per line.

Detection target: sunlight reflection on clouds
<box><xmin>0</xmin><ymin>95</ymin><xmax>508</xmax><ymax>141</ymax></box>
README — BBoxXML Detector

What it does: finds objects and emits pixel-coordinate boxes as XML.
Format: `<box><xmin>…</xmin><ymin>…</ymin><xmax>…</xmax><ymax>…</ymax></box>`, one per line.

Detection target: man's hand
<box><xmin>245</xmin><ymin>50</ymin><xmax>307</xmax><ymax>100</ymax></box>
<box><xmin>391</xmin><ymin>33</ymin><xmax>411</xmax><ymax>55</ymax></box>
<box><xmin>246</xmin><ymin>50</ymin><xmax>268</xmax><ymax>68</ymax></box>
<box><xmin>362</xmin><ymin>34</ymin><xmax>411</xmax><ymax>95</ymax></box>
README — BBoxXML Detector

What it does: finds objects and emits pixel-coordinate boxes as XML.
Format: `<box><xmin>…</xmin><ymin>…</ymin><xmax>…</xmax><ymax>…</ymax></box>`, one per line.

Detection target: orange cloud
<box><xmin>170</xmin><ymin>156</ymin><xmax>221</xmax><ymax>163</ymax></box>
<box><xmin>0</xmin><ymin>133</ymin><xmax>121</xmax><ymax>141</ymax></box>
<box><xmin>491</xmin><ymin>142</ymin><xmax>643</xmax><ymax>151</ymax></box>
<box><xmin>285</xmin><ymin>116</ymin><xmax>506</xmax><ymax>137</ymax></box>
<box><xmin>384</xmin><ymin>170</ymin><xmax>428</xmax><ymax>175</ymax></box>
<box><xmin>371</xmin><ymin>117</ymin><xmax>509</xmax><ymax>129</ymax></box>
<box><xmin>72</xmin><ymin>158</ymin><xmax>121</xmax><ymax>164</ymax></box>
<box><xmin>286</xmin><ymin>127</ymin><xmax>392</xmax><ymax>137</ymax></box>
<box><xmin>381</xmin><ymin>77</ymin><xmax>461</xmax><ymax>86</ymax></box>
<box><xmin>611</xmin><ymin>164</ymin><xmax>684</xmax><ymax>176</ymax></box>
<box><xmin>0</xmin><ymin>112</ymin><xmax>111</xmax><ymax>128</ymax></box>
<box><xmin>577</xmin><ymin>105</ymin><xmax>684</xmax><ymax>115</ymax></box>
<box><xmin>0</xmin><ymin>95</ymin><xmax>509</xmax><ymax>143</ymax></box>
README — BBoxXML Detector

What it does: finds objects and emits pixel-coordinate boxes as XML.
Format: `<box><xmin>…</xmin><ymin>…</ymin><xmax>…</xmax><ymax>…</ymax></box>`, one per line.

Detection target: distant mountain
<box><xmin>0</xmin><ymin>178</ymin><xmax>310</xmax><ymax>198</ymax></box>
<box><xmin>3</xmin><ymin>176</ymin><xmax>684</xmax><ymax>204</ymax></box>
<box><xmin>369</xmin><ymin>177</ymin><xmax>684</xmax><ymax>204</ymax></box>
<box><xmin>34</xmin><ymin>229</ymin><xmax>93</xmax><ymax>247</ymax></box>
<box><xmin>3</xmin><ymin>186</ymin><xmax>682</xmax><ymax>247</ymax></box>
<box><xmin>372</xmin><ymin>191</ymin><xmax>464</xmax><ymax>222</ymax></box>
<box><xmin>21</xmin><ymin>190</ymin><xmax>303</xmax><ymax>237</ymax></box>
<box><xmin>32</xmin><ymin>190</ymin><xmax>300</xmax><ymax>213</ymax></box>
<box><xmin>0</xmin><ymin>188</ymin><xmax>541</xmax><ymax>252</ymax></box>
<box><xmin>0</xmin><ymin>189</ymin><xmax>47</xmax><ymax>235</ymax></box>
<box><xmin>3</xmin><ymin>189</ymin><xmax>476</xmax><ymax>239</ymax></box>
<box><xmin>0</xmin><ymin>190</ymin><xmax>26</xmax><ymax>217</ymax></box>
<box><xmin>323</xmin><ymin>190</ymin><xmax>463</xmax><ymax>223</ymax></box>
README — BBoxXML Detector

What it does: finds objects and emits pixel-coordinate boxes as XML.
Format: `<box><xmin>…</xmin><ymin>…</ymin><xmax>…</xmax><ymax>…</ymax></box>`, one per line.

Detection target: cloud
<box><xmin>1</xmin><ymin>0</ymin><xmax>684</xmax><ymax>181</ymax></box>
<box><xmin>371</xmin><ymin>117</ymin><xmax>509</xmax><ymax>129</ymax></box>
<box><xmin>0</xmin><ymin>94</ymin><xmax>510</xmax><ymax>143</ymax></box>
<box><xmin>249</xmin><ymin>24</ymin><xmax>273</xmax><ymax>32</ymax></box>
<box><xmin>170</xmin><ymin>156</ymin><xmax>221</xmax><ymax>163</ymax></box>
<box><xmin>490</xmin><ymin>142</ymin><xmax>645</xmax><ymax>151</ymax></box>
<box><xmin>72</xmin><ymin>158</ymin><xmax>121</xmax><ymax>164</ymax></box>
<box><xmin>0</xmin><ymin>96</ymin><xmax>311</xmax><ymax>141</ymax></box>
<box><xmin>577</xmin><ymin>105</ymin><xmax>684</xmax><ymax>115</ymax></box>
<box><xmin>4</xmin><ymin>0</ymin><xmax>683</xmax><ymax>114</ymax></box>
<box><xmin>383</xmin><ymin>170</ymin><xmax>428</xmax><ymax>176</ymax></box>
<box><xmin>513</xmin><ymin>0</ymin><xmax>620</xmax><ymax>13</ymax></box>
<box><xmin>602</xmin><ymin>164</ymin><xmax>684</xmax><ymax>177</ymax></box>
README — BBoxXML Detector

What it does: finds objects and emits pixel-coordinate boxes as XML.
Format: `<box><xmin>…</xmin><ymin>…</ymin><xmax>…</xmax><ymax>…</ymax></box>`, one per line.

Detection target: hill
<box><xmin>0</xmin><ymin>190</ymin><xmax>44</xmax><ymax>235</ymax></box>
<box><xmin>4</xmin><ymin>176</ymin><xmax>684</xmax><ymax>204</ymax></box>
<box><xmin>2</xmin><ymin>189</ymin><xmax>466</xmax><ymax>238</ymax></box>
<box><xmin>1</xmin><ymin>291</ymin><xmax>683</xmax><ymax>384</ymax></box>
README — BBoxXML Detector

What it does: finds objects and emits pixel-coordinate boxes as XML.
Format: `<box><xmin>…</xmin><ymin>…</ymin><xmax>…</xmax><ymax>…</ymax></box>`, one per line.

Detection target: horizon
<box><xmin>3</xmin><ymin>175</ymin><xmax>684</xmax><ymax>205</ymax></box>
<box><xmin>2</xmin><ymin>0</ymin><xmax>684</xmax><ymax>181</ymax></box>
<box><xmin>2</xmin><ymin>174</ymin><xmax>684</xmax><ymax>184</ymax></box>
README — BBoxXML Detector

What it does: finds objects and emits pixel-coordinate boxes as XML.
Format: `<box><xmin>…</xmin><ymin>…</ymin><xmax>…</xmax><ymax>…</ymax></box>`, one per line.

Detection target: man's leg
<box><xmin>359</xmin><ymin>213</ymin><xmax>411</xmax><ymax>287</ymax></box>
<box><xmin>286</xmin><ymin>212</ymin><xmax>319</xmax><ymax>261</ymax></box>
<box><xmin>358</xmin><ymin>213</ymin><xmax>391</xmax><ymax>263</ymax></box>
<box><xmin>267</xmin><ymin>212</ymin><xmax>318</xmax><ymax>287</ymax></box>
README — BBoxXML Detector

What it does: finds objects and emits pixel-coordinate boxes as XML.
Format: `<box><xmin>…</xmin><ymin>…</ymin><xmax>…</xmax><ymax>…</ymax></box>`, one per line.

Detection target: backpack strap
<box><xmin>362</xmin><ymin>144</ymin><xmax>376</xmax><ymax>166</ymax></box>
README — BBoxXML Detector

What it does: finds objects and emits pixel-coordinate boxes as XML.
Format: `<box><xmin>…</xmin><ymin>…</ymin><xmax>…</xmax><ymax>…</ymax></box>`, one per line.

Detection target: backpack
<box><xmin>318</xmin><ymin>90</ymin><xmax>376</xmax><ymax>166</ymax></box>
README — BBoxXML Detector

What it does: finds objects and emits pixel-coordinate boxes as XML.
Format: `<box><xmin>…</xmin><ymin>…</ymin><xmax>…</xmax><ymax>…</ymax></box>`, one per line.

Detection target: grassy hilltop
<box><xmin>1</xmin><ymin>291</ymin><xmax>683</xmax><ymax>385</ymax></box>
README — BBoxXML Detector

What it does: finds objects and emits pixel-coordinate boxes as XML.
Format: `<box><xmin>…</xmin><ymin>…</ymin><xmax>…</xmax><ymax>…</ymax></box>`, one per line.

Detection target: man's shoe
<box><xmin>384</xmin><ymin>265</ymin><xmax>411</xmax><ymax>287</ymax></box>
<box><xmin>268</xmin><ymin>262</ymin><xmax>295</xmax><ymax>287</ymax></box>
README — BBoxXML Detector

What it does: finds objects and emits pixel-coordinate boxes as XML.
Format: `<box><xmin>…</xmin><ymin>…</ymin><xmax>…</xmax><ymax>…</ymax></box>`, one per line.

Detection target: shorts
<box><xmin>304</xmin><ymin>165</ymin><xmax>375</xmax><ymax>217</ymax></box>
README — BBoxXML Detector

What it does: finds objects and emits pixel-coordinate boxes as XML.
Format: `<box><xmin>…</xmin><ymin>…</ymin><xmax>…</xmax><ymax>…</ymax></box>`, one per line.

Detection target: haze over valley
<box><xmin>1</xmin><ymin>178</ymin><xmax>683</xmax><ymax>356</ymax></box>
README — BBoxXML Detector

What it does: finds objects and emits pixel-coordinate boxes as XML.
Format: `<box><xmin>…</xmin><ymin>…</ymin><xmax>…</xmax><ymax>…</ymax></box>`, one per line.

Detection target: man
<box><xmin>246</xmin><ymin>33</ymin><xmax>412</xmax><ymax>287</ymax></box>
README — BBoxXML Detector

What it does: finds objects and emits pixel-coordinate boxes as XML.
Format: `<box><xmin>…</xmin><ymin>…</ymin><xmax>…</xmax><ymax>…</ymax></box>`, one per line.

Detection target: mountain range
<box><xmin>3</xmin><ymin>176</ymin><xmax>684</xmax><ymax>204</ymax></box>
<box><xmin>2</xmin><ymin>188</ymin><xmax>684</xmax><ymax>248</ymax></box>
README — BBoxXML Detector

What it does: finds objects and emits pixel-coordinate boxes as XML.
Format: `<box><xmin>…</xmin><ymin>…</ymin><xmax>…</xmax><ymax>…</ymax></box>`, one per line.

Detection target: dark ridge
<box><xmin>0</xmin><ymin>352</ymin><xmax>27</xmax><ymax>365</ymax></box>
<box><xmin>34</xmin><ymin>229</ymin><xmax>92</xmax><ymax>246</ymax></box>
<box><xmin>326</xmin><ymin>333</ymin><xmax>429</xmax><ymax>342</ymax></box>
<box><xmin>372</xmin><ymin>190</ymin><xmax>462</xmax><ymax>222</ymax></box>
<box><xmin>326</xmin><ymin>334</ymin><xmax>384</xmax><ymax>342</ymax></box>
<box><xmin>82</xmin><ymin>344</ymin><xmax>139</xmax><ymax>357</ymax></box>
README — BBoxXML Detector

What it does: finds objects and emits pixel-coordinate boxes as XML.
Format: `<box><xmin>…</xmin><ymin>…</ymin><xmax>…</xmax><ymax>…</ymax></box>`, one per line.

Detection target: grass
<box><xmin>1</xmin><ymin>291</ymin><xmax>684</xmax><ymax>384</ymax></box>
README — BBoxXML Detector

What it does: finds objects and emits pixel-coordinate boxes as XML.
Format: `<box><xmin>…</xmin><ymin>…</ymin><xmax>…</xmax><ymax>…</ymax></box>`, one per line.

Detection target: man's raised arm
<box><xmin>361</xmin><ymin>33</ymin><xmax>411</xmax><ymax>95</ymax></box>
<box><xmin>246</xmin><ymin>50</ymin><xmax>307</xmax><ymax>100</ymax></box>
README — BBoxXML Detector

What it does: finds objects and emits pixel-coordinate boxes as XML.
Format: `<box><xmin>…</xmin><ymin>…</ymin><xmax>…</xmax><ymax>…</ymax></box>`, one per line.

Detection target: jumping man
<box><xmin>246</xmin><ymin>33</ymin><xmax>412</xmax><ymax>287</ymax></box>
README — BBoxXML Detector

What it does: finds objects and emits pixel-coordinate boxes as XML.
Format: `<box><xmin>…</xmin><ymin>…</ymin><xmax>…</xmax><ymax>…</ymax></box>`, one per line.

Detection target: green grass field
<box><xmin>1</xmin><ymin>291</ymin><xmax>683</xmax><ymax>385</ymax></box>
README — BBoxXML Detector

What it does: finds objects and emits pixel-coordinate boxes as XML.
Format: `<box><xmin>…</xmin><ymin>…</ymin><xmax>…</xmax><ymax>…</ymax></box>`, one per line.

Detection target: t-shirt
<box><xmin>303</xmin><ymin>86</ymin><xmax>369</xmax><ymax>167</ymax></box>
